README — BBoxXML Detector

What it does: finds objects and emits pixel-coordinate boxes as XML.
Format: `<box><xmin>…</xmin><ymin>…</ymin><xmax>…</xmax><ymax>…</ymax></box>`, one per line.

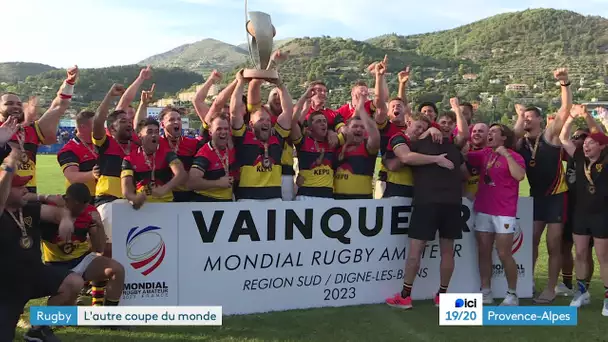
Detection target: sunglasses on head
<box><xmin>572</xmin><ymin>134</ymin><xmax>588</xmax><ymax>140</ymax></box>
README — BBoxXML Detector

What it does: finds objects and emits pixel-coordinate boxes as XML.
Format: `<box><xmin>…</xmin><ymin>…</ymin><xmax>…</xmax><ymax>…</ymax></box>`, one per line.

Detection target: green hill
<box><xmin>0</xmin><ymin>62</ymin><xmax>57</xmax><ymax>83</ymax></box>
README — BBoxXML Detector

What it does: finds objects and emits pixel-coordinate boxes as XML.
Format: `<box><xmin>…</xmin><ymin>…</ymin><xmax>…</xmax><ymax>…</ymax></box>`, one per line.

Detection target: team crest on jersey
<box><xmin>495</xmin><ymin>161</ymin><xmax>502</xmax><ymax>168</ymax></box>
<box><xmin>471</xmin><ymin>168</ymin><xmax>478</xmax><ymax>175</ymax></box>
<box><xmin>24</xmin><ymin>216</ymin><xmax>32</xmax><ymax>227</ymax></box>
<box><xmin>596</xmin><ymin>164</ymin><xmax>603</xmax><ymax>173</ymax></box>
<box><xmin>504</xmin><ymin>224</ymin><xmax>510</xmax><ymax>229</ymax></box>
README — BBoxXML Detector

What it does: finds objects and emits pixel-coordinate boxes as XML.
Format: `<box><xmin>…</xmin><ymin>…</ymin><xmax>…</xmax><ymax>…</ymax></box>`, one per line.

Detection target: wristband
<box><xmin>0</xmin><ymin>164</ymin><xmax>14</xmax><ymax>173</ymax></box>
<box><xmin>560</xmin><ymin>82</ymin><xmax>571</xmax><ymax>87</ymax></box>
<box><xmin>59</xmin><ymin>81</ymin><xmax>75</xmax><ymax>100</ymax></box>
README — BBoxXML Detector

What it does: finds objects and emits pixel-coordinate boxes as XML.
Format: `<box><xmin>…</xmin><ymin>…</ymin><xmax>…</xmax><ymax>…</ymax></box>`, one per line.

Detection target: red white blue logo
<box><xmin>126</xmin><ymin>226</ymin><xmax>166</xmax><ymax>276</ymax></box>
<box><xmin>512</xmin><ymin>221</ymin><xmax>523</xmax><ymax>254</ymax></box>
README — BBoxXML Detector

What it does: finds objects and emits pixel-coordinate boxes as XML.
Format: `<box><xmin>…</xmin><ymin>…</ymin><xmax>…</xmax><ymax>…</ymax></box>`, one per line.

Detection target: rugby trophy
<box><xmin>244</xmin><ymin>1</ymin><xmax>278</xmax><ymax>80</ymax></box>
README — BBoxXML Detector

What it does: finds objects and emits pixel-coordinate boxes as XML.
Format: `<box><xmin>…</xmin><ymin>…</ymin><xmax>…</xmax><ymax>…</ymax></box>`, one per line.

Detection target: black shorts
<box><xmin>573</xmin><ymin>212</ymin><xmax>608</xmax><ymax>239</ymax></box>
<box><xmin>0</xmin><ymin>265</ymin><xmax>71</xmax><ymax>341</ymax></box>
<box><xmin>533</xmin><ymin>193</ymin><xmax>567</xmax><ymax>224</ymax></box>
<box><xmin>408</xmin><ymin>204</ymin><xmax>463</xmax><ymax>241</ymax></box>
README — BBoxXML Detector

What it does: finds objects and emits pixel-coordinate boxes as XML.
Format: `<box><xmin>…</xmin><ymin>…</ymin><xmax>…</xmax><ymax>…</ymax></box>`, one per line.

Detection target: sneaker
<box><xmin>602</xmin><ymin>299</ymin><xmax>608</xmax><ymax>317</ymax></box>
<box><xmin>555</xmin><ymin>283</ymin><xmax>573</xmax><ymax>297</ymax></box>
<box><xmin>569</xmin><ymin>291</ymin><xmax>591</xmax><ymax>307</ymax></box>
<box><xmin>500</xmin><ymin>294</ymin><xmax>519</xmax><ymax>306</ymax></box>
<box><xmin>386</xmin><ymin>293</ymin><xmax>413</xmax><ymax>309</ymax></box>
<box><xmin>434</xmin><ymin>294</ymin><xmax>440</xmax><ymax>307</ymax></box>
<box><xmin>24</xmin><ymin>326</ymin><xmax>61</xmax><ymax>342</ymax></box>
<box><xmin>482</xmin><ymin>290</ymin><xmax>494</xmax><ymax>304</ymax></box>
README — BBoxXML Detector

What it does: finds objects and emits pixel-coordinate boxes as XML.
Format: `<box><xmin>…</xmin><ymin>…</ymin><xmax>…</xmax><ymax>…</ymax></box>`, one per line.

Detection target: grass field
<box><xmin>14</xmin><ymin>155</ymin><xmax>606</xmax><ymax>342</ymax></box>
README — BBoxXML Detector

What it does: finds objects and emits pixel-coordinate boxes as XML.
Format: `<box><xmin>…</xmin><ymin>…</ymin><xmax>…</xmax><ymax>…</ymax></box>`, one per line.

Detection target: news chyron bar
<box><xmin>439</xmin><ymin>293</ymin><xmax>577</xmax><ymax>326</ymax></box>
<box><xmin>30</xmin><ymin>306</ymin><xmax>222</xmax><ymax>326</ymax></box>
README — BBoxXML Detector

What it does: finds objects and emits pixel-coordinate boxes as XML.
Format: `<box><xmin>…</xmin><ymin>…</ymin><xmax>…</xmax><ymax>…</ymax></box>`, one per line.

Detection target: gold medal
<box><xmin>584</xmin><ymin>159</ymin><xmax>600</xmax><ymax>195</ymax></box>
<box><xmin>19</xmin><ymin>236</ymin><xmax>33</xmax><ymax>249</ymax></box>
<box><xmin>529</xmin><ymin>160</ymin><xmax>536</xmax><ymax>167</ymax></box>
<box><xmin>62</xmin><ymin>242</ymin><xmax>74</xmax><ymax>254</ymax></box>
<box><xmin>588</xmin><ymin>184</ymin><xmax>596</xmax><ymax>194</ymax></box>
<box><xmin>261</xmin><ymin>143</ymin><xmax>271</xmax><ymax>169</ymax></box>
<box><xmin>20</xmin><ymin>152</ymin><xmax>29</xmax><ymax>164</ymax></box>
<box><xmin>525</xmin><ymin>133</ymin><xmax>541</xmax><ymax>169</ymax></box>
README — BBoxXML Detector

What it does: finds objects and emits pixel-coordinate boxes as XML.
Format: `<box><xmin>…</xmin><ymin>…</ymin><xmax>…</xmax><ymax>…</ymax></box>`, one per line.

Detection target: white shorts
<box><xmin>281</xmin><ymin>175</ymin><xmax>295</xmax><ymax>201</ymax></box>
<box><xmin>295</xmin><ymin>195</ymin><xmax>333</xmax><ymax>201</ymax></box>
<box><xmin>97</xmin><ymin>199</ymin><xmax>128</xmax><ymax>243</ymax></box>
<box><xmin>374</xmin><ymin>180</ymin><xmax>386</xmax><ymax>199</ymax></box>
<box><xmin>474</xmin><ymin>212</ymin><xmax>517</xmax><ymax>234</ymax></box>
<box><xmin>71</xmin><ymin>253</ymin><xmax>99</xmax><ymax>276</ymax></box>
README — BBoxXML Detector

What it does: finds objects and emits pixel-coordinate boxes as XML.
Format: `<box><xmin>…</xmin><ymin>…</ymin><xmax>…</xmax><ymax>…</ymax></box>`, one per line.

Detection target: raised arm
<box><xmin>133</xmin><ymin>83</ymin><xmax>155</xmax><ymax>125</ymax></box>
<box><xmin>208</xmin><ymin>80</ymin><xmax>238</xmax><ymax>124</ymax></box>
<box><xmin>513</xmin><ymin>104</ymin><xmax>527</xmax><ymax>139</ymax></box>
<box><xmin>558</xmin><ymin>112</ymin><xmax>577</xmax><ymax>158</ymax></box>
<box><xmin>275</xmin><ymin>78</ymin><xmax>293</xmax><ymax>131</ymax></box>
<box><xmin>578</xmin><ymin>104</ymin><xmax>603</xmax><ymax>134</ymax></box>
<box><xmin>93</xmin><ymin>84</ymin><xmax>126</xmax><ymax>141</ymax></box>
<box><xmin>373</xmin><ymin>56</ymin><xmax>389</xmax><ymax>116</ymax></box>
<box><xmin>0</xmin><ymin>149</ymin><xmax>19</xmax><ymax>213</ymax></box>
<box><xmin>291</xmin><ymin>88</ymin><xmax>313</xmax><ymax>142</ymax></box>
<box><xmin>451</xmin><ymin>97</ymin><xmax>469</xmax><ymax>147</ymax></box>
<box><xmin>397</xmin><ymin>66</ymin><xmax>410</xmax><ymax>105</ymax></box>
<box><xmin>230</xmin><ymin>71</ymin><xmax>246</xmax><ymax>130</ymax></box>
<box><xmin>116</xmin><ymin>66</ymin><xmax>152</xmax><ymax>114</ymax></box>
<box><xmin>193</xmin><ymin>70</ymin><xmax>222</xmax><ymax>123</ymax></box>
<box><xmin>357</xmin><ymin>97</ymin><xmax>380</xmax><ymax>153</ymax></box>
<box><xmin>546</xmin><ymin>68</ymin><xmax>572</xmax><ymax>142</ymax></box>
<box><xmin>37</xmin><ymin>66</ymin><xmax>79</xmax><ymax>144</ymax></box>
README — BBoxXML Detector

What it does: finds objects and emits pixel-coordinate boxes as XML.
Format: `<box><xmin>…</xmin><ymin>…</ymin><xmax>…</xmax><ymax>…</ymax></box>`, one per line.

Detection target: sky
<box><xmin>1</xmin><ymin>0</ymin><xmax>607</xmax><ymax>69</ymax></box>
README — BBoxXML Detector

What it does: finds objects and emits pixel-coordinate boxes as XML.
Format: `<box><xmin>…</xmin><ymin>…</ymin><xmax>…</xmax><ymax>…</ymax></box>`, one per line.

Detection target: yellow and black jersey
<box><xmin>57</xmin><ymin>137</ymin><xmax>97</xmax><ymax>195</ymax></box>
<box><xmin>379</xmin><ymin>132</ymin><xmax>414</xmax><ymax>198</ymax></box>
<box><xmin>191</xmin><ymin>142</ymin><xmax>238</xmax><ymax>201</ymax></box>
<box><xmin>294</xmin><ymin>135</ymin><xmax>340</xmax><ymax>198</ymax></box>
<box><xmin>41</xmin><ymin>204</ymin><xmax>98</xmax><ymax>265</ymax></box>
<box><xmin>517</xmin><ymin>132</ymin><xmax>568</xmax><ymax>197</ymax></box>
<box><xmin>232</xmin><ymin>123</ymin><xmax>290</xmax><ymax>200</ymax></box>
<box><xmin>9</xmin><ymin>121</ymin><xmax>47</xmax><ymax>192</ymax></box>
<box><xmin>92</xmin><ymin>134</ymin><xmax>131</xmax><ymax>206</ymax></box>
<box><xmin>464</xmin><ymin>147</ymin><xmax>483</xmax><ymax>197</ymax></box>
<box><xmin>334</xmin><ymin>141</ymin><xmax>378</xmax><ymax>199</ymax></box>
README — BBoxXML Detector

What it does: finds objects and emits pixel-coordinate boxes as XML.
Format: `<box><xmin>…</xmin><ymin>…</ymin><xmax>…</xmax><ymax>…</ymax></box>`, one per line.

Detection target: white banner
<box><xmin>111</xmin><ymin>197</ymin><xmax>533</xmax><ymax>315</ymax></box>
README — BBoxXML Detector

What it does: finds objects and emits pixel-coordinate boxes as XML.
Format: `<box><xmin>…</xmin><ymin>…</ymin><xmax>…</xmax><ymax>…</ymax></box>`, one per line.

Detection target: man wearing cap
<box><xmin>558</xmin><ymin>105</ymin><xmax>608</xmax><ymax>315</ymax></box>
<box><xmin>0</xmin><ymin>148</ymin><xmax>84</xmax><ymax>342</ymax></box>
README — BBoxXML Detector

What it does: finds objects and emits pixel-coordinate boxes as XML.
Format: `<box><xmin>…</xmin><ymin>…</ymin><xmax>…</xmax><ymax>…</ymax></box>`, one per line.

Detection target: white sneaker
<box><xmin>500</xmin><ymin>294</ymin><xmax>519</xmax><ymax>306</ymax></box>
<box><xmin>569</xmin><ymin>291</ymin><xmax>591</xmax><ymax>307</ymax></box>
<box><xmin>602</xmin><ymin>299</ymin><xmax>608</xmax><ymax>317</ymax></box>
<box><xmin>482</xmin><ymin>290</ymin><xmax>494</xmax><ymax>304</ymax></box>
<box><xmin>555</xmin><ymin>283</ymin><xmax>573</xmax><ymax>297</ymax></box>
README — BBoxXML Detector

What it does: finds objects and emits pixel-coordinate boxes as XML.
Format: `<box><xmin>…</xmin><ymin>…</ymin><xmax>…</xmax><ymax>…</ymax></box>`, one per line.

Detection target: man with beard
<box><xmin>557</xmin><ymin>126</ymin><xmax>594</xmax><ymax>296</ymax></box>
<box><xmin>187</xmin><ymin>113</ymin><xmax>238</xmax><ymax>201</ymax></box>
<box><xmin>1</xmin><ymin>66</ymin><xmax>78</xmax><ymax>195</ymax></box>
<box><xmin>558</xmin><ymin>107</ymin><xmax>608</xmax><ymax>315</ymax></box>
<box><xmin>418</xmin><ymin>102</ymin><xmax>438</xmax><ymax>122</ymax></box>
<box><xmin>230</xmin><ymin>70</ymin><xmax>293</xmax><ymax>201</ymax></box>
<box><xmin>0</xmin><ymin>149</ymin><xmax>83</xmax><ymax>342</ymax></box>
<box><xmin>290</xmin><ymin>86</ymin><xmax>347</xmax><ymax>201</ymax></box>
<box><xmin>386</xmin><ymin>97</ymin><xmax>468</xmax><ymax>309</ymax></box>
<box><xmin>463</xmin><ymin>123</ymin><xmax>489</xmax><ymax>200</ymax></box>
<box><xmin>57</xmin><ymin>111</ymin><xmax>99</xmax><ymax>197</ymax></box>
<box><xmin>335</xmin><ymin>80</ymin><xmax>377</xmax><ymax>121</ymax></box>
<box><xmin>513</xmin><ymin>68</ymin><xmax>572</xmax><ymax>303</ymax></box>
<box><xmin>91</xmin><ymin>84</ymin><xmax>133</xmax><ymax>258</ymax></box>
<box><xmin>155</xmin><ymin>106</ymin><xmax>205</xmax><ymax>202</ymax></box>
<box><xmin>378</xmin><ymin>113</ymin><xmax>434</xmax><ymax>199</ymax></box>
<box><xmin>299</xmin><ymin>81</ymin><xmax>344</xmax><ymax>134</ymax></box>
<box><xmin>121</xmin><ymin>118</ymin><xmax>187</xmax><ymax>208</ymax></box>
<box><xmin>334</xmin><ymin>98</ymin><xmax>381</xmax><ymax>199</ymax></box>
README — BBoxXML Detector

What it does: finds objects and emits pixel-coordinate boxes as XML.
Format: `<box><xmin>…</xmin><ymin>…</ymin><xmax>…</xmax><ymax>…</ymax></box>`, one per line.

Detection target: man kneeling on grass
<box><xmin>38</xmin><ymin>183</ymin><xmax>127</xmax><ymax>332</ymax></box>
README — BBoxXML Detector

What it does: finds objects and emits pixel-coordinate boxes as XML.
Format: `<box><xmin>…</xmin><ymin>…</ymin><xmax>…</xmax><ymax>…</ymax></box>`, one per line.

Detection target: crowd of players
<box><xmin>1</xmin><ymin>53</ymin><xmax>608</xmax><ymax>341</ymax></box>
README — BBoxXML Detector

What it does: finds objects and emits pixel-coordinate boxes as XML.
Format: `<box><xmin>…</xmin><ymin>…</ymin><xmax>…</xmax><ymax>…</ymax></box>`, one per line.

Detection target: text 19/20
<box><xmin>445</xmin><ymin>311</ymin><xmax>477</xmax><ymax>321</ymax></box>
<box><xmin>324</xmin><ymin>287</ymin><xmax>356</xmax><ymax>301</ymax></box>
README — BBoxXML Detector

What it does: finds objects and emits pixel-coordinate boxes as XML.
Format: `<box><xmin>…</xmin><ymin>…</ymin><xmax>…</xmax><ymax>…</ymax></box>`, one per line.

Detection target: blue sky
<box><xmin>1</xmin><ymin>0</ymin><xmax>606</xmax><ymax>69</ymax></box>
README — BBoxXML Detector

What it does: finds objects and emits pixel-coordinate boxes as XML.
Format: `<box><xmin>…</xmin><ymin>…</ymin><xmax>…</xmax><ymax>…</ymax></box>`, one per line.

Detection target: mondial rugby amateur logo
<box><xmin>492</xmin><ymin>220</ymin><xmax>525</xmax><ymax>278</ymax></box>
<box><xmin>123</xmin><ymin>226</ymin><xmax>169</xmax><ymax>300</ymax></box>
<box><xmin>126</xmin><ymin>226</ymin><xmax>166</xmax><ymax>276</ymax></box>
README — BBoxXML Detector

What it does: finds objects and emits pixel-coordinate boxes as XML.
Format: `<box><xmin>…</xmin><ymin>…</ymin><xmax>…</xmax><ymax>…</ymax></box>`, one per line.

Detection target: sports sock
<box><xmin>576</xmin><ymin>279</ymin><xmax>587</xmax><ymax>294</ymax></box>
<box><xmin>507</xmin><ymin>289</ymin><xmax>517</xmax><ymax>296</ymax></box>
<box><xmin>91</xmin><ymin>280</ymin><xmax>107</xmax><ymax>306</ymax></box>
<box><xmin>604</xmin><ymin>285</ymin><xmax>608</xmax><ymax>299</ymax></box>
<box><xmin>438</xmin><ymin>285</ymin><xmax>448</xmax><ymax>295</ymax></box>
<box><xmin>562</xmin><ymin>273</ymin><xmax>573</xmax><ymax>289</ymax></box>
<box><xmin>401</xmin><ymin>282</ymin><xmax>412</xmax><ymax>298</ymax></box>
<box><xmin>586</xmin><ymin>279</ymin><xmax>591</xmax><ymax>290</ymax></box>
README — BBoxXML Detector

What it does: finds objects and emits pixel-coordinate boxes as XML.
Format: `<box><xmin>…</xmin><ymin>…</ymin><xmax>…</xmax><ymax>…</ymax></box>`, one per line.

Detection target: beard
<box><xmin>1</xmin><ymin>109</ymin><xmax>24</xmax><ymax>123</ymax></box>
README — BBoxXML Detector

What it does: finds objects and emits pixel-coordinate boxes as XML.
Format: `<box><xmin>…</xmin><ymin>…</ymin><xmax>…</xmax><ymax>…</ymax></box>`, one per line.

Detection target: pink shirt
<box><xmin>467</xmin><ymin>147</ymin><xmax>525</xmax><ymax>217</ymax></box>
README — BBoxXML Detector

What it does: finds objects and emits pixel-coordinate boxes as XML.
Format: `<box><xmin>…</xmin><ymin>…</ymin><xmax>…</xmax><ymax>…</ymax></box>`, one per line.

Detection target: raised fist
<box><xmin>554</xmin><ymin>68</ymin><xmax>569</xmax><ymax>83</ymax></box>
<box><xmin>66</xmin><ymin>65</ymin><xmax>79</xmax><ymax>83</ymax></box>
<box><xmin>450</xmin><ymin>97</ymin><xmax>460</xmax><ymax>110</ymax></box>
<box><xmin>139</xmin><ymin>66</ymin><xmax>153</xmax><ymax>80</ymax></box>
<box><xmin>398</xmin><ymin>66</ymin><xmax>410</xmax><ymax>84</ymax></box>
<box><xmin>110</xmin><ymin>84</ymin><xmax>126</xmax><ymax>97</ymax></box>
<box><xmin>208</xmin><ymin>70</ymin><xmax>222</xmax><ymax>83</ymax></box>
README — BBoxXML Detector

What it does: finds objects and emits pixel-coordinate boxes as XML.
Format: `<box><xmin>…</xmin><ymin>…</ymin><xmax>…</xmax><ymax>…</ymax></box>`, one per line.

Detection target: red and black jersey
<box><xmin>293</xmin><ymin>135</ymin><xmax>337</xmax><ymax>198</ymax></box>
<box><xmin>335</xmin><ymin>100</ymin><xmax>376</xmax><ymax>122</ymax></box>
<box><xmin>121</xmin><ymin>144</ymin><xmax>181</xmax><ymax>202</ymax></box>
<box><xmin>191</xmin><ymin>142</ymin><xmax>238</xmax><ymax>201</ymax></box>
<box><xmin>9</xmin><ymin>121</ymin><xmax>47</xmax><ymax>191</ymax></box>
<box><xmin>57</xmin><ymin>137</ymin><xmax>98</xmax><ymax>195</ymax></box>
<box><xmin>303</xmin><ymin>107</ymin><xmax>345</xmax><ymax>132</ymax></box>
<box><xmin>380</xmin><ymin>132</ymin><xmax>415</xmax><ymax>198</ymax></box>
<box><xmin>41</xmin><ymin>204</ymin><xmax>98</xmax><ymax>263</ymax></box>
<box><xmin>378</xmin><ymin>120</ymin><xmax>406</xmax><ymax>157</ymax></box>
<box><xmin>159</xmin><ymin>136</ymin><xmax>204</xmax><ymax>201</ymax></box>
